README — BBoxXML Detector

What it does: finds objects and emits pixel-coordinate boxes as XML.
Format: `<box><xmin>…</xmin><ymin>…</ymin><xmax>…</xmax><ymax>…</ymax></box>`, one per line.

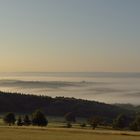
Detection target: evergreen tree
<box><xmin>113</xmin><ymin>114</ymin><xmax>128</xmax><ymax>129</ymax></box>
<box><xmin>130</xmin><ymin>116</ymin><xmax>140</xmax><ymax>131</ymax></box>
<box><xmin>3</xmin><ymin>112</ymin><xmax>16</xmax><ymax>126</ymax></box>
<box><xmin>32</xmin><ymin>110</ymin><xmax>48</xmax><ymax>126</ymax></box>
<box><xmin>129</xmin><ymin>121</ymin><xmax>138</xmax><ymax>131</ymax></box>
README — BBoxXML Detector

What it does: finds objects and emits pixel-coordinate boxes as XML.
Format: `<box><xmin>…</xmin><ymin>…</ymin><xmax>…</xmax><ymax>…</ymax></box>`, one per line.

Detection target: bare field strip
<box><xmin>0</xmin><ymin>126</ymin><xmax>140</xmax><ymax>140</ymax></box>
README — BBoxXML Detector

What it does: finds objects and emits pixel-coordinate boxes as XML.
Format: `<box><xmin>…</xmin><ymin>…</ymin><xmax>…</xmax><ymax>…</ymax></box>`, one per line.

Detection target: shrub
<box><xmin>65</xmin><ymin>112</ymin><xmax>76</xmax><ymax>123</ymax></box>
<box><xmin>17</xmin><ymin>116</ymin><xmax>23</xmax><ymax>126</ymax></box>
<box><xmin>66</xmin><ymin>122</ymin><xmax>72</xmax><ymax>128</ymax></box>
<box><xmin>88</xmin><ymin>116</ymin><xmax>101</xmax><ymax>129</ymax></box>
<box><xmin>23</xmin><ymin>115</ymin><xmax>31</xmax><ymax>126</ymax></box>
<box><xmin>80</xmin><ymin>123</ymin><xmax>86</xmax><ymax>128</ymax></box>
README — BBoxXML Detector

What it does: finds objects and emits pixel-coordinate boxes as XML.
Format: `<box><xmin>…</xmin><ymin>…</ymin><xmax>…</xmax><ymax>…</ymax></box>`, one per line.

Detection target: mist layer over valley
<box><xmin>0</xmin><ymin>72</ymin><xmax>140</xmax><ymax>105</ymax></box>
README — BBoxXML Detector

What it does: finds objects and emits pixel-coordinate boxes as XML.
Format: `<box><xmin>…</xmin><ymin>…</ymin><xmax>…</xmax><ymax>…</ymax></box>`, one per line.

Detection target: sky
<box><xmin>0</xmin><ymin>0</ymin><xmax>140</xmax><ymax>72</ymax></box>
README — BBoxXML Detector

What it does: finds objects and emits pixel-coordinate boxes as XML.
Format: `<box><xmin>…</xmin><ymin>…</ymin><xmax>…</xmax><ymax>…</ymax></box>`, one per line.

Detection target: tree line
<box><xmin>3</xmin><ymin>111</ymin><xmax>140</xmax><ymax>131</ymax></box>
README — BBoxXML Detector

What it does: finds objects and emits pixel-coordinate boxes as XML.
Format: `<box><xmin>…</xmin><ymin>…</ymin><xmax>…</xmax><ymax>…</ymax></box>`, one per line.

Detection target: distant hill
<box><xmin>114</xmin><ymin>103</ymin><xmax>140</xmax><ymax>113</ymax></box>
<box><xmin>0</xmin><ymin>91</ymin><xmax>133</xmax><ymax>122</ymax></box>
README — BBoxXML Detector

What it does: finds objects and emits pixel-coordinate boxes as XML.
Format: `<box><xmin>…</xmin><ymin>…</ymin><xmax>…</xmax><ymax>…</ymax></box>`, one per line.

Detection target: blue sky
<box><xmin>0</xmin><ymin>0</ymin><xmax>140</xmax><ymax>72</ymax></box>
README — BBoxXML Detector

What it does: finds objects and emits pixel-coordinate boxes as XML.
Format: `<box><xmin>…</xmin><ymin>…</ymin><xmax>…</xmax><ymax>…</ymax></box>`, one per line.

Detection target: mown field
<box><xmin>0</xmin><ymin>126</ymin><xmax>140</xmax><ymax>140</ymax></box>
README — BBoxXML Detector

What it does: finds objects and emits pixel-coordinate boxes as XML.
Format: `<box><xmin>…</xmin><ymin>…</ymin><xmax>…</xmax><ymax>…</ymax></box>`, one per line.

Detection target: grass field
<box><xmin>0</xmin><ymin>126</ymin><xmax>140</xmax><ymax>140</ymax></box>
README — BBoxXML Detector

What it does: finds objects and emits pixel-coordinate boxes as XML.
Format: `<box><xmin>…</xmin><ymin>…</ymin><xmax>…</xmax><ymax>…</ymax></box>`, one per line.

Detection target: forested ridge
<box><xmin>0</xmin><ymin>91</ymin><xmax>133</xmax><ymax>121</ymax></box>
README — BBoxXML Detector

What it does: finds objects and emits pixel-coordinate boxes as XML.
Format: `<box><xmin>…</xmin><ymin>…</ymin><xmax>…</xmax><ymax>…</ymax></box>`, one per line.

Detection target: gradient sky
<box><xmin>0</xmin><ymin>0</ymin><xmax>140</xmax><ymax>72</ymax></box>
